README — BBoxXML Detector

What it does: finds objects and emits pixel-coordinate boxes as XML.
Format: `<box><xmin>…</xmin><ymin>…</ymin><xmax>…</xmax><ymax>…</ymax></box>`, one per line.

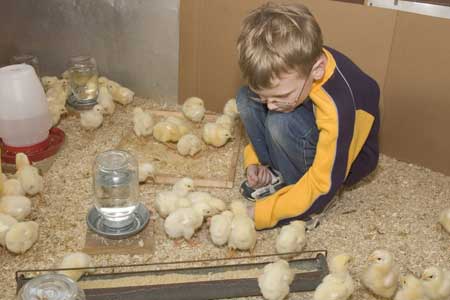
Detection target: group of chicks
<box><xmin>153</xmin><ymin>177</ymin><xmax>258</xmax><ymax>252</ymax></box>
<box><xmin>132</xmin><ymin>97</ymin><xmax>239</xmax><ymax>157</ymax></box>
<box><xmin>311</xmin><ymin>249</ymin><xmax>450</xmax><ymax>300</ymax></box>
<box><xmin>0</xmin><ymin>152</ymin><xmax>43</xmax><ymax>254</ymax></box>
<box><xmin>41</xmin><ymin>74</ymin><xmax>135</xmax><ymax>130</ymax></box>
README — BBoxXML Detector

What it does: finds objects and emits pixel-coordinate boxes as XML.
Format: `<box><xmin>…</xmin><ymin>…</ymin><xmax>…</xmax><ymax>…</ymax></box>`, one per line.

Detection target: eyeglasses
<box><xmin>247</xmin><ymin>69</ymin><xmax>312</xmax><ymax>109</ymax></box>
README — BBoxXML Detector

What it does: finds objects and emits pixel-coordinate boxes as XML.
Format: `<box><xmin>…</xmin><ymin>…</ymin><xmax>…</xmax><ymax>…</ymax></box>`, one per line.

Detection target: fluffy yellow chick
<box><xmin>80</xmin><ymin>104</ymin><xmax>104</xmax><ymax>130</ymax></box>
<box><xmin>258</xmin><ymin>259</ymin><xmax>294</xmax><ymax>300</ymax></box>
<box><xmin>215</xmin><ymin>114</ymin><xmax>235</xmax><ymax>134</ymax></box>
<box><xmin>2</xmin><ymin>178</ymin><xmax>25</xmax><ymax>196</ymax></box>
<box><xmin>0</xmin><ymin>213</ymin><xmax>17</xmax><ymax>246</ymax></box>
<box><xmin>48</xmin><ymin>103</ymin><xmax>67</xmax><ymax>126</ymax></box>
<box><xmin>41</xmin><ymin>76</ymin><xmax>59</xmax><ymax>90</ymax></box>
<box><xmin>313</xmin><ymin>253</ymin><xmax>355</xmax><ymax>300</ymax></box>
<box><xmin>439</xmin><ymin>208</ymin><xmax>450</xmax><ymax>233</ymax></box>
<box><xmin>46</xmin><ymin>82</ymin><xmax>69</xmax><ymax>107</ymax></box>
<box><xmin>164</xmin><ymin>205</ymin><xmax>204</xmax><ymax>240</ymax></box>
<box><xmin>106</xmin><ymin>80</ymin><xmax>134</xmax><ymax>105</ymax></box>
<box><xmin>138</xmin><ymin>162</ymin><xmax>155</xmax><ymax>183</ymax></box>
<box><xmin>153</xmin><ymin>120</ymin><xmax>182</xmax><ymax>143</ymax></box>
<box><xmin>394</xmin><ymin>274</ymin><xmax>429</xmax><ymax>300</ymax></box>
<box><xmin>15</xmin><ymin>153</ymin><xmax>43</xmax><ymax>196</ymax></box>
<box><xmin>5</xmin><ymin>221</ymin><xmax>39</xmax><ymax>254</ymax></box>
<box><xmin>97</xmin><ymin>86</ymin><xmax>115</xmax><ymax>115</ymax></box>
<box><xmin>228</xmin><ymin>201</ymin><xmax>257</xmax><ymax>251</ymax></box>
<box><xmin>166</xmin><ymin>116</ymin><xmax>191</xmax><ymax>136</ymax></box>
<box><xmin>275</xmin><ymin>220</ymin><xmax>306</xmax><ymax>255</ymax></box>
<box><xmin>133</xmin><ymin>107</ymin><xmax>154</xmax><ymax>137</ymax></box>
<box><xmin>182</xmin><ymin>97</ymin><xmax>206</xmax><ymax>122</ymax></box>
<box><xmin>187</xmin><ymin>191</ymin><xmax>226</xmax><ymax>216</ymax></box>
<box><xmin>57</xmin><ymin>252</ymin><xmax>94</xmax><ymax>281</ymax></box>
<box><xmin>177</xmin><ymin>134</ymin><xmax>203</xmax><ymax>157</ymax></box>
<box><xmin>362</xmin><ymin>249</ymin><xmax>400</xmax><ymax>298</ymax></box>
<box><xmin>202</xmin><ymin>122</ymin><xmax>232</xmax><ymax>147</ymax></box>
<box><xmin>421</xmin><ymin>266</ymin><xmax>450</xmax><ymax>300</ymax></box>
<box><xmin>172</xmin><ymin>177</ymin><xmax>195</xmax><ymax>197</ymax></box>
<box><xmin>209</xmin><ymin>210</ymin><xmax>234</xmax><ymax>246</ymax></box>
<box><xmin>223</xmin><ymin>98</ymin><xmax>239</xmax><ymax>120</ymax></box>
<box><xmin>0</xmin><ymin>195</ymin><xmax>32</xmax><ymax>221</ymax></box>
<box><xmin>154</xmin><ymin>192</ymin><xmax>191</xmax><ymax>218</ymax></box>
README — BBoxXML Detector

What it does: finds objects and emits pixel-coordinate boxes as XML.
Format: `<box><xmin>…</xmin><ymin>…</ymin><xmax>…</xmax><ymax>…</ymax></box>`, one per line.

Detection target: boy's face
<box><xmin>250</xmin><ymin>70</ymin><xmax>313</xmax><ymax>113</ymax></box>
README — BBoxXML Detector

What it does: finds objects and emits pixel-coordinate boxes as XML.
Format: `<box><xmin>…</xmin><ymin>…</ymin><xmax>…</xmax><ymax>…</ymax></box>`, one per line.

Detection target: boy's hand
<box><xmin>247</xmin><ymin>164</ymin><xmax>272</xmax><ymax>188</ymax></box>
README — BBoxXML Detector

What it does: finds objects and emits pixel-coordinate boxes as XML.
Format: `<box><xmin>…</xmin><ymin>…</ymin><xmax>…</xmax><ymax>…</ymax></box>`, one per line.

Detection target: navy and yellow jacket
<box><xmin>244</xmin><ymin>47</ymin><xmax>380</xmax><ymax>230</ymax></box>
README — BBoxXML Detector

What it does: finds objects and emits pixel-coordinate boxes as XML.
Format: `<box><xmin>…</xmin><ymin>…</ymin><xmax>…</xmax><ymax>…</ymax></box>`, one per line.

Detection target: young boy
<box><xmin>236</xmin><ymin>3</ymin><xmax>380</xmax><ymax>230</ymax></box>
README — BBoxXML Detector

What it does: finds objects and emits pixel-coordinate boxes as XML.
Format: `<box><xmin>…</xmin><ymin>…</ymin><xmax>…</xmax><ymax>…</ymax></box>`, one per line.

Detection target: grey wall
<box><xmin>0</xmin><ymin>0</ymin><xmax>179</xmax><ymax>104</ymax></box>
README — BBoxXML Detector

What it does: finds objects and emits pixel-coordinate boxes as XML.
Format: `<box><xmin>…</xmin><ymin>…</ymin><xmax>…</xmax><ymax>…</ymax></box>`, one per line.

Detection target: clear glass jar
<box><xmin>10</xmin><ymin>54</ymin><xmax>40</xmax><ymax>77</ymax></box>
<box><xmin>68</xmin><ymin>56</ymin><xmax>98</xmax><ymax>101</ymax></box>
<box><xmin>93</xmin><ymin>149</ymin><xmax>140</xmax><ymax>228</ymax></box>
<box><xmin>17</xmin><ymin>274</ymin><xmax>85</xmax><ymax>300</ymax></box>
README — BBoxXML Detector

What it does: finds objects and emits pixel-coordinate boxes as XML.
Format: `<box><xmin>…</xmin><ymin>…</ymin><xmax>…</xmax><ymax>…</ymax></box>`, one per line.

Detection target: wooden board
<box><xmin>116</xmin><ymin>110</ymin><xmax>243</xmax><ymax>188</ymax></box>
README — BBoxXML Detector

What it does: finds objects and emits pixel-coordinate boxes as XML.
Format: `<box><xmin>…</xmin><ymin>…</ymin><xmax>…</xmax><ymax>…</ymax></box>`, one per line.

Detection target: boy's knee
<box><xmin>265</xmin><ymin>113</ymin><xmax>290</xmax><ymax>146</ymax></box>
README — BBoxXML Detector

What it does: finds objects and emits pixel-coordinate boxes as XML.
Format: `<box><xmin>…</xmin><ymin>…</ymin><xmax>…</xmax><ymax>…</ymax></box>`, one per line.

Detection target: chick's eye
<box><xmin>429</xmin><ymin>275</ymin><xmax>434</xmax><ymax>279</ymax></box>
<box><xmin>377</xmin><ymin>258</ymin><xmax>382</xmax><ymax>261</ymax></box>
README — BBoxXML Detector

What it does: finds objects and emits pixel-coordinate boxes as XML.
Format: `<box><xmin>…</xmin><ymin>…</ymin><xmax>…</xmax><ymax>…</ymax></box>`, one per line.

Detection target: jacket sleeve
<box><xmin>243</xmin><ymin>143</ymin><xmax>260</xmax><ymax>168</ymax></box>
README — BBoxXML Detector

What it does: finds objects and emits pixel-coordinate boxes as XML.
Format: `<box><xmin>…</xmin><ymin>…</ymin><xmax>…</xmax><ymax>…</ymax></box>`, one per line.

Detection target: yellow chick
<box><xmin>0</xmin><ymin>213</ymin><xmax>17</xmax><ymax>246</ymax></box>
<box><xmin>187</xmin><ymin>191</ymin><xmax>226</xmax><ymax>216</ymax></box>
<box><xmin>48</xmin><ymin>103</ymin><xmax>67</xmax><ymax>126</ymax></box>
<box><xmin>313</xmin><ymin>253</ymin><xmax>355</xmax><ymax>300</ymax></box>
<box><xmin>97</xmin><ymin>86</ymin><xmax>115</xmax><ymax>115</ymax></box>
<box><xmin>209</xmin><ymin>210</ymin><xmax>234</xmax><ymax>246</ymax></box>
<box><xmin>215</xmin><ymin>114</ymin><xmax>235</xmax><ymax>134</ymax></box>
<box><xmin>166</xmin><ymin>116</ymin><xmax>191</xmax><ymax>136</ymax></box>
<box><xmin>15</xmin><ymin>153</ymin><xmax>43</xmax><ymax>196</ymax></box>
<box><xmin>223</xmin><ymin>98</ymin><xmax>239</xmax><ymax>120</ymax></box>
<box><xmin>154</xmin><ymin>192</ymin><xmax>191</xmax><ymax>218</ymax></box>
<box><xmin>5</xmin><ymin>221</ymin><xmax>39</xmax><ymax>254</ymax></box>
<box><xmin>164</xmin><ymin>205</ymin><xmax>204</xmax><ymax>240</ymax></box>
<box><xmin>0</xmin><ymin>195</ymin><xmax>32</xmax><ymax>221</ymax></box>
<box><xmin>258</xmin><ymin>259</ymin><xmax>294</xmax><ymax>300</ymax></box>
<box><xmin>153</xmin><ymin>120</ymin><xmax>182</xmax><ymax>143</ymax></box>
<box><xmin>172</xmin><ymin>177</ymin><xmax>195</xmax><ymax>197</ymax></box>
<box><xmin>394</xmin><ymin>274</ymin><xmax>430</xmax><ymax>300</ymax></box>
<box><xmin>80</xmin><ymin>104</ymin><xmax>104</xmax><ymax>130</ymax></box>
<box><xmin>275</xmin><ymin>220</ymin><xmax>306</xmax><ymax>255</ymax></box>
<box><xmin>138</xmin><ymin>162</ymin><xmax>155</xmax><ymax>183</ymax></box>
<box><xmin>57</xmin><ymin>252</ymin><xmax>94</xmax><ymax>281</ymax></box>
<box><xmin>41</xmin><ymin>76</ymin><xmax>59</xmax><ymax>90</ymax></box>
<box><xmin>421</xmin><ymin>267</ymin><xmax>450</xmax><ymax>300</ymax></box>
<box><xmin>202</xmin><ymin>122</ymin><xmax>232</xmax><ymax>147</ymax></box>
<box><xmin>362</xmin><ymin>249</ymin><xmax>400</xmax><ymax>298</ymax></box>
<box><xmin>439</xmin><ymin>208</ymin><xmax>450</xmax><ymax>233</ymax></box>
<box><xmin>2</xmin><ymin>178</ymin><xmax>25</xmax><ymax>196</ymax></box>
<box><xmin>106</xmin><ymin>80</ymin><xmax>134</xmax><ymax>105</ymax></box>
<box><xmin>182</xmin><ymin>97</ymin><xmax>206</xmax><ymax>122</ymax></box>
<box><xmin>177</xmin><ymin>134</ymin><xmax>203</xmax><ymax>157</ymax></box>
<box><xmin>46</xmin><ymin>79</ymin><xmax>70</xmax><ymax>106</ymax></box>
<box><xmin>133</xmin><ymin>107</ymin><xmax>154</xmax><ymax>137</ymax></box>
<box><xmin>228</xmin><ymin>201</ymin><xmax>257</xmax><ymax>251</ymax></box>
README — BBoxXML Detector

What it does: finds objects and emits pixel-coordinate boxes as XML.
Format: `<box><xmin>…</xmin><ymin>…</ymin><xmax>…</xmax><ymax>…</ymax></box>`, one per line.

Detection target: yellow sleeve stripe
<box><xmin>243</xmin><ymin>143</ymin><xmax>260</xmax><ymax>169</ymax></box>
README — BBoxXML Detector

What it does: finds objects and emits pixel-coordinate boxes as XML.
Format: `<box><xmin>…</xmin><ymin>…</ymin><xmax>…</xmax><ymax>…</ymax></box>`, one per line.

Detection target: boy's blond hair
<box><xmin>237</xmin><ymin>2</ymin><xmax>323</xmax><ymax>90</ymax></box>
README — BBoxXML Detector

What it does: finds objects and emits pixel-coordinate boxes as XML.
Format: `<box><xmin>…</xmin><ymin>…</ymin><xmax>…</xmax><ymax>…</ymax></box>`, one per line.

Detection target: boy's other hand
<box><xmin>247</xmin><ymin>165</ymin><xmax>272</xmax><ymax>188</ymax></box>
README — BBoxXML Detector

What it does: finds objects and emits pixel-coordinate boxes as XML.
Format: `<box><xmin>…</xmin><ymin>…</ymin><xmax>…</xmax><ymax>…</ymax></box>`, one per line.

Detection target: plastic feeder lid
<box><xmin>0</xmin><ymin>127</ymin><xmax>65</xmax><ymax>164</ymax></box>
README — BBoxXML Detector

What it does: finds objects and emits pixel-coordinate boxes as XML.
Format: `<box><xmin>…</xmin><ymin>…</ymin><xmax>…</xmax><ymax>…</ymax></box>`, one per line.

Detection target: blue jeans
<box><xmin>236</xmin><ymin>86</ymin><xmax>319</xmax><ymax>185</ymax></box>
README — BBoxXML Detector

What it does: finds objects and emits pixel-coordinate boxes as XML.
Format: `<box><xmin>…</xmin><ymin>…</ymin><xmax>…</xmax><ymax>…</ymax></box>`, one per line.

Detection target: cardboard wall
<box><xmin>179</xmin><ymin>0</ymin><xmax>450</xmax><ymax>175</ymax></box>
<box><xmin>381</xmin><ymin>11</ymin><xmax>450</xmax><ymax>174</ymax></box>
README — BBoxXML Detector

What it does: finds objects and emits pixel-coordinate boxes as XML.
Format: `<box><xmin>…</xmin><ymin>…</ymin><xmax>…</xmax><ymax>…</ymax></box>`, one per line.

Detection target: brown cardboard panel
<box><xmin>381</xmin><ymin>12</ymin><xmax>450</xmax><ymax>174</ymax></box>
<box><xmin>179</xmin><ymin>0</ymin><xmax>396</xmax><ymax>114</ymax></box>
